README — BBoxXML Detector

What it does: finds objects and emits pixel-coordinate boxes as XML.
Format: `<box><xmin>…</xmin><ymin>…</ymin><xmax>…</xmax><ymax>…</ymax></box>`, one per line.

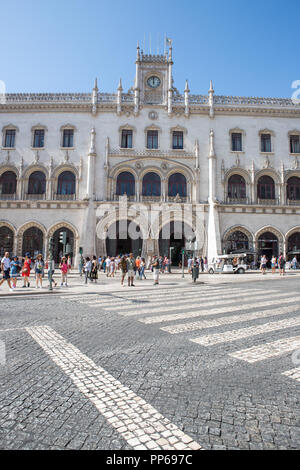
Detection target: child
<box><xmin>59</xmin><ymin>257</ymin><xmax>68</xmax><ymax>287</ymax></box>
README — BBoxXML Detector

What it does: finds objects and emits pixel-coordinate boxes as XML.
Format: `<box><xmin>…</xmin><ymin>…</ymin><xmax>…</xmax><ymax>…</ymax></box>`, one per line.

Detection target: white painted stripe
<box><xmin>229</xmin><ymin>336</ymin><xmax>300</xmax><ymax>363</ymax></box>
<box><xmin>190</xmin><ymin>317</ymin><xmax>300</xmax><ymax>346</ymax></box>
<box><xmin>26</xmin><ymin>326</ymin><xmax>201</xmax><ymax>451</ymax></box>
<box><xmin>282</xmin><ymin>367</ymin><xmax>300</xmax><ymax>382</ymax></box>
<box><xmin>101</xmin><ymin>289</ymin><xmax>279</xmax><ymax>312</ymax></box>
<box><xmin>141</xmin><ymin>295</ymin><xmax>300</xmax><ymax>324</ymax></box>
<box><xmin>161</xmin><ymin>305</ymin><xmax>300</xmax><ymax>334</ymax></box>
<box><xmin>65</xmin><ymin>286</ymin><xmax>246</xmax><ymax>305</ymax></box>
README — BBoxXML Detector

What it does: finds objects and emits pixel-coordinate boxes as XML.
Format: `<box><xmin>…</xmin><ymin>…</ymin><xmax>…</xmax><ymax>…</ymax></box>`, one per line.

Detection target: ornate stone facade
<box><xmin>1</xmin><ymin>43</ymin><xmax>300</xmax><ymax>264</ymax></box>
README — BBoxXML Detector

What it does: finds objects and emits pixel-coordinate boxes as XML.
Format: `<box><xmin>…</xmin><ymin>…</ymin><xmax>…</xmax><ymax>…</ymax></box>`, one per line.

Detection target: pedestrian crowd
<box><xmin>0</xmin><ymin>251</ymin><xmax>299</xmax><ymax>292</ymax></box>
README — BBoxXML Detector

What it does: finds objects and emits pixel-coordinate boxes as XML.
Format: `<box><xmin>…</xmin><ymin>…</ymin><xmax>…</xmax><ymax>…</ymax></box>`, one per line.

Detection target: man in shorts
<box><xmin>0</xmin><ymin>252</ymin><xmax>13</xmax><ymax>292</ymax></box>
<box><xmin>126</xmin><ymin>253</ymin><xmax>136</xmax><ymax>287</ymax></box>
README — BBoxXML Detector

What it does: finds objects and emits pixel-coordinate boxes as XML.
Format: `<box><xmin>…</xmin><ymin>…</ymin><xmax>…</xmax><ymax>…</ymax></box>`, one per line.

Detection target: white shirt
<box><xmin>1</xmin><ymin>257</ymin><xmax>10</xmax><ymax>270</ymax></box>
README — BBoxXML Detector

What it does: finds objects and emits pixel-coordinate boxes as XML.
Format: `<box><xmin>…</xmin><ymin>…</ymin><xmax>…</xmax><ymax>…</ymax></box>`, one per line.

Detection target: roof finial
<box><xmin>118</xmin><ymin>78</ymin><xmax>123</xmax><ymax>91</ymax></box>
<box><xmin>136</xmin><ymin>41</ymin><xmax>141</xmax><ymax>61</ymax></box>
<box><xmin>93</xmin><ymin>78</ymin><xmax>98</xmax><ymax>90</ymax></box>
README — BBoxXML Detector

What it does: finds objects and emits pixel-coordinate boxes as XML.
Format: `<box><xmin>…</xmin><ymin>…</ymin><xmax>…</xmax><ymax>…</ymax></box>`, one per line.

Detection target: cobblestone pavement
<box><xmin>0</xmin><ymin>273</ymin><xmax>299</xmax><ymax>450</ymax></box>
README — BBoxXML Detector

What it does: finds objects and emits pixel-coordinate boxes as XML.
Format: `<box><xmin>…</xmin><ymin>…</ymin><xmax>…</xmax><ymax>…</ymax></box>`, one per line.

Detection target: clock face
<box><xmin>147</xmin><ymin>76</ymin><xmax>161</xmax><ymax>88</ymax></box>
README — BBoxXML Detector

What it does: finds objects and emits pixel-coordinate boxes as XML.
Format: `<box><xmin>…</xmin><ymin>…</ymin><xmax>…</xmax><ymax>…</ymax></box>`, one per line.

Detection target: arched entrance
<box><xmin>159</xmin><ymin>221</ymin><xmax>196</xmax><ymax>266</ymax></box>
<box><xmin>0</xmin><ymin>226</ymin><xmax>14</xmax><ymax>257</ymax></box>
<box><xmin>52</xmin><ymin>227</ymin><xmax>74</xmax><ymax>263</ymax></box>
<box><xmin>287</xmin><ymin>232</ymin><xmax>300</xmax><ymax>261</ymax></box>
<box><xmin>224</xmin><ymin>230</ymin><xmax>250</xmax><ymax>254</ymax></box>
<box><xmin>257</xmin><ymin>231</ymin><xmax>279</xmax><ymax>264</ymax></box>
<box><xmin>22</xmin><ymin>227</ymin><xmax>44</xmax><ymax>258</ymax></box>
<box><xmin>106</xmin><ymin>220</ymin><xmax>143</xmax><ymax>257</ymax></box>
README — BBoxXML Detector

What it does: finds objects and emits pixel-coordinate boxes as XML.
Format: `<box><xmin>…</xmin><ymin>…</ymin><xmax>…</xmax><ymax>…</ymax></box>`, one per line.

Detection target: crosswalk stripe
<box><xmin>26</xmin><ymin>326</ymin><xmax>201</xmax><ymax>451</ymax></box>
<box><xmin>228</xmin><ymin>336</ymin><xmax>300</xmax><ymax>363</ymax></box>
<box><xmin>82</xmin><ymin>288</ymin><xmax>272</xmax><ymax>308</ymax></box>
<box><xmin>190</xmin><ymin>317</ymin><xmax>300</xmax><ymax>346</ymax></box>
<box><xmin>140</xmin><ymin>295</ymin><xmax>300</xmax><ymax>324</ymax></box>
<box><xmin>160</xmin><ymin>305</ymin><xmax>300</xmax><ymax>334</ymax></box>
<box><xmin>93</xmin><ymin>289</ymin><xmax>275</xmax><ymax>310</ymax></box>
<box><xmin>63</xmin><ymin>285</ymin><xmax>246</xmax><ymax>303</ymax></box>
<box><xmin>282</xmin><ymin>367</ymin><xmax>300</xmax><ymax>382</ymax></box>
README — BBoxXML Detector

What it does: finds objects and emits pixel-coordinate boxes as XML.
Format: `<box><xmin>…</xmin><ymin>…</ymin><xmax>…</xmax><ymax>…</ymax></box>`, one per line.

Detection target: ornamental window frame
<box><xmin>170</xmin><ymin>126</ymin><xmax>187</xmax><ymax>150</ymax></box>
<box><xmin>119</xmin><ymin>125</ymin><xmax>136</xmax><ymax>149</ymax></box>
<box><xmin>2</xmin><ymin>124</ymin><xmax>19</xmax><ymax>149</ymax></box>
<box><xmin>288</xmin><ymin>130</ymin><xmax>300</xmax><ymax>155</ymax></box>
<box><xmin>31</xmin><ymin>124</ymin><xmax>47</xmax><ymax>149</ymax></box>
<box><xmin>229</xmin><ymin>128</ymin><xmax>245</xmax><ymax>153</ymax></box>
<box><xmin>259</xmin><ymin>129</ymin><xmax>274</xmax><ymax>154</ymax></box>
<box><xmin>60</xmin><ymin>124</ymin><xmax>76</xmax><ymax>149</ymax></box>
<box><xmin>144</xmin><ymin>125</ymin><xmax>161</xmax><ymax>150</ymax></box>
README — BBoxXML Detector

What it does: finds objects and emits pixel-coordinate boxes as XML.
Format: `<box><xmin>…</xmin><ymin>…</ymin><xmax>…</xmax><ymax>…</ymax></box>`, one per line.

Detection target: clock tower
<box><xmin>134</xmin><ymin>41</ymin><xmax>173</xmax><ymax>112</ymax></box>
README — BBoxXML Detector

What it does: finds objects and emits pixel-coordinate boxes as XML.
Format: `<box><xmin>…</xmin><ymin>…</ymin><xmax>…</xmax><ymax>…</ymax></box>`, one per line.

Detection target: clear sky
<box><xmin>1</xmin><ymin>0</ymin><xmax>299</xmax><ymax>98</ymax></box>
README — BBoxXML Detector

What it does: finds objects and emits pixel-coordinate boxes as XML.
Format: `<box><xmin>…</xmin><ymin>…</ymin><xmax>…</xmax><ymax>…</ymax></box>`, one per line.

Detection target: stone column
<box><xmin>207</xmin><ymin>129</ymin><xmax>221</xmax><ymax>263</ymax></box>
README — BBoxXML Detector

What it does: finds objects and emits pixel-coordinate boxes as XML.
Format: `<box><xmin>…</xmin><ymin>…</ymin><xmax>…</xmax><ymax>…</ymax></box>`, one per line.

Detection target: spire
<box><xmin>92</xmin><ymin>78</ymin><xmax>98</xmax><ymax>116</ymax></box>
<box><xmin>89</xmin><ymin>128</ymin><xmax>96</xmax><ymax>155</ymax></box>
<box><xmin>208</xmin><ymin>80</ymin><xmax>215</xmax><ymax>119</ymax></box>
<box><xmin>136</xmin><ymin>41</ymin><xmax>141</xmax><ymax>61</ymax></box>
<box><xmin>184</xmin><ymin>80</ymin><xmax>190</xmax><ymax>117</ymax></box>
<box><xmin>117</xmin><ymin>79</ymin><xmax>123</xmax><ymax>115</ymax></box>
<box><xmin>209</xmin><ymin>129</ymin><xmax>216</xmax><ymax>158</ymax></box>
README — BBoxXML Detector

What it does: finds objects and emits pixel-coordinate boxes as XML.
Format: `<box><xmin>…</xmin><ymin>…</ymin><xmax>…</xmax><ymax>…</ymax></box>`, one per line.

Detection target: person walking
<box><xmin>34</xmin><ymin>254</ymin><xmax>44</xmax><ymax>288</ymax></box>
<box><xmin>90</xmin><ymin>256</ymin><xmax>98</xmax><ymax>282</ymax></box>
<box><xmin>271</xmin><ymin>255</ymin><xmax>277</xmax><ymax>274</ymax></box>
<box><xmin>67</xmin><ymin>255</ymin><xmax>72</xmax><ymax>272</ymax></box>
<box><xmin>292</xmin><ymin>256</ymin><xmax>297</xmax><ymax>270</ymax></box>
<box><xmin>261</xmin><ymin>255</ymin><xmax>267</xmax><ymax>274</ymax></box>
<box><xmin>84</xmin><ymin>257</ymin><xmax>92</xmax><ymax>284</ymax></box>
<box><xmin>188</xmin><ymin>256</ymin><xmax>193</xmax><ymax>274</ymax></box>
<box><xmin>120</xmin><ymin>255</ymin><xmax>128</xmax><ymax>286</ymax></box>
<box><xmin>203</xmin><ymin>257</ymin><xmax>208</xmax><ymax>272</ymax></box>
<box><xmin>151</xmin><ymin>256</ymin><xmax>160</xmax><ymax>285</ymax></box>
<box><xmin>139</xmin><ymin>257</ymin><xmax>147</xmax><ymax>280</ymax></box>
<box><xmin>126</xmin><ymin>253</ymin><xmax>136</xmax><ymax>287</ymax></box>
<box><xmin>191</xmin><ymin>258</ymin><xmax>199</xmax><ymax>283</ymax></box>
<box><xmin>106</xmin><ymin>256</ymin><xmax>111</xmax><ymax>277</ymax></box>
<box><xmin>0</xmin><ymin>252</ymin><xmax>13</xmax><ymax>292</ymax></box>
<box><xmin>10</xmin><ymin>255</ymin><xmax>21</xmax><ymax>289</ymax></box>
<box><xmin>46</xmin><ymin>257</ymin><xmax>57</xmax><ymax>287</ymax></box>
<box><xmin>59</xmin><ymin>256</ymin><xmax>68</xmax><ymax>287</ymax></box>
<box><xmin>21</xmin><ymin>253</ymin><xmax>31</xmax><ymax>288</ymax></box>
<box><xmin>278</xmin><ymin>253</ymin><xmax>286</xmax><ymax>276</ymax></box>
<box><xmin>79</xmin><ymin>255</ymin><xmax>84</xmax><ymax>277</ymax></box>
<box><xmin>200</xmin><ymin>257</ymin><xmax>204</xmax><ymax>273</ymax></box>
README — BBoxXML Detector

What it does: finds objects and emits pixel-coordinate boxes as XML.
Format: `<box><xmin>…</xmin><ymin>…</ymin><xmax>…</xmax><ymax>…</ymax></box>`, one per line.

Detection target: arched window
<box><xmin>0</xmin><ymin>171</ymin><xmax>17</xmax><ymax>195</ymax></box>
<box><xmin>228</xmin><ymin>175</ymin><xmax>246</xmax><ymax>199</ymax></box>
<box><xmin>116</xmin><ymin>172</ymin><xmax>135</xmax><ymax>196</ymax></box>
<box><xmin>168</xmin><ymin>173</ymin><xmax>187</xmax><ymax>197</ymax></box>
<box><xmin>57</xmin><ymin>171</ymin><xmax>76</xmax><ymax>195</ymax></box>
<box><xmin>142</xmin><ymin>172</ymin><xmax>161</xmax><ymax>197</ymax></box>
<box><xmin>287</xmin><ymin>177</ymin><xmax>300</xmax><ymax>201</ymax></box>
<box><xmin>28</xmin><ymin>171</ymin><xmax>46</xmax><ymax>195</ymax></box>
<box><xmin>287</xmin><ymin>232</ymin><xmax>300</xmax><ymax>255</ymax></box>
<box><xmin>225</xmin><ymin>230</ymin><xmax>249</xmax><ymax>253</ymax></box>
<box><xmin>22</xmin><ymin>227</ymin><xmax>44</xmax><ymax>258</ymax></box>
<box><xmin>0</xmin><ymin>226</ymin><xmax>14</xmax><ymax>257</ymax></box>
<box><xmin>257</xmin><ymin>175</ymin><xmax>275</xmax><ymax>200</ymax></box>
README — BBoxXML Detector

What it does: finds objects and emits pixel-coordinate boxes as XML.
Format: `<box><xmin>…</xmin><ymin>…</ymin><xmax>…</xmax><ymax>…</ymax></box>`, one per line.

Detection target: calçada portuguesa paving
<box><xmin>0</xmin><ymin>269</ymin><xmax>299</xmax><ymax>450</ymax></box>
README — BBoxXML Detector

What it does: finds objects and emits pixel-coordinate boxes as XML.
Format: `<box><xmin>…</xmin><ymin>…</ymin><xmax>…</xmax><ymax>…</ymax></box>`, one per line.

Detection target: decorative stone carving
<box><xmin>148</xmin><ymin>111</ymin><xmax>158</xmax><ymax>120</ymax></box>
<box><xmin>263</xmin><ymin>155</ymin><xmax>270</xmax><ymax>168</ymax></box>
<box><xmin>64</xmin><ymin>150</ymin><xmax>69</xmax><ymax>163</ymax></box>
<box><xmin>5</xmin><ymin>150</ymin><xmax>10</xmax><ymax>163</ymax></box>
<box><xmin>161</xmin><ymin>163</ymin><xmax>168</xmax><ymax>171</ymax></box>
<box><xmin>135</xmin><ymin>162</ymin><xmax>143</xmax><ymax>170</ymax></box>
<box><xmin>293</xmin><ymin>155</ymin><xmax>299</xmax><ymax>169</ymax></box>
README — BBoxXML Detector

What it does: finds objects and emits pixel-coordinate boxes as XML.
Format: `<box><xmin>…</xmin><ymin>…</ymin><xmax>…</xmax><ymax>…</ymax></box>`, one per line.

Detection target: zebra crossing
<box><xmin>63</xmin><ymin>284</ymin><xmax>300</xmax><ymax>384</ymax></box>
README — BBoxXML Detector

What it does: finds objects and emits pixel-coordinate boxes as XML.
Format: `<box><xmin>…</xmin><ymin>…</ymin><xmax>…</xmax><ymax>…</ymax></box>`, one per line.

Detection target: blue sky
<box><xmin>1</xmin><ymin>0</ymin><xmax>299</xmax><ymax>98</ymax></box>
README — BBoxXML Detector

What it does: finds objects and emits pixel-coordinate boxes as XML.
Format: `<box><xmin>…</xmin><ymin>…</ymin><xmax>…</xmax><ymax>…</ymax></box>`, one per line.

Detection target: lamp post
<box><xmin>182</xmin><ymin>249</ymin><xmax>185</xmax><ymax>278</ymax></box>
<box><xmin>169</xmin><ymin>246</ymin><xmax>174</xmax><ymax>273</ymax></box>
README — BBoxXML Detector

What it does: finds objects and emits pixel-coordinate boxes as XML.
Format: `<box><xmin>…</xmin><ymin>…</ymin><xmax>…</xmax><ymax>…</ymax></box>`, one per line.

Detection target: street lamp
<box><xmin>48</xmin><ymin>237</ymin><xmax>55</xmax><ymax>291</ymax></box>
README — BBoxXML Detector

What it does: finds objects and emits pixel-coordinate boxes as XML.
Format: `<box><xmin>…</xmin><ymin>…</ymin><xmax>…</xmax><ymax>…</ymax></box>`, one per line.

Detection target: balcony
<box><xmin>287</xmin><ymin>199</ymin><xmax>300</xmax><ymax>206</ymax></box>
<box><xmin>113</xmin><ymin>194</ymin><xmax>135</xmax><ymax>202</ymax></box>
<box><xmin>26</xmin><ymin>193</ymin><xmax>46</xmax><ymax>200</ymax></box>
<box><xmin>0</xmin><ymin>193</ymin><xmax>17</xmax><ymax>201</ymax></box>
<box><xmin>53</xmin><ymin>193</ymin><xmax>76</xmax><ymax>201</ymax></box>
<box><xmin>140</xmin><ymin>196</ymin><xmax>161</xmax><ymax>203</ymax></box>
<box><xmin>226</xmin><ymin>197</ymin><xmax>248</xmax><ymax>205</ymax></box>
<box><xmin>167</xmin><ymin>196</ymin><xmax>188</xmax><ymax>203</ymax></box>
<box><xmin>257</xmin><ymin>198</ymin><xmax>278</xmax><ymax>206</ymax></box>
